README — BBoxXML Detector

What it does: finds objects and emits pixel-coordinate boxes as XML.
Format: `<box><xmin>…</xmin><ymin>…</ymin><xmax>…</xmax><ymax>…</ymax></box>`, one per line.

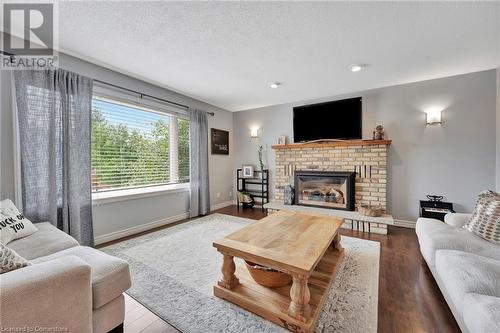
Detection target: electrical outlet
<box><xmin>216</xmin><ymin>192</ymin><xmax>221</xmax><ymax>198</ymax></box>
<box><xmin>229</xmin><ymin>191</ymin><xmax>233</xmax><ymax>198</ymax></box>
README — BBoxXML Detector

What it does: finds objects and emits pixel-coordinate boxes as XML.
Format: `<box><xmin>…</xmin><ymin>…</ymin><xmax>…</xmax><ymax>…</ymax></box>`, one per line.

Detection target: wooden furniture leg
<box><xmin>288</xmin><ymin>275</ymin><xmax>311</xmax><ymax>322</ymax></box>
<box><xmin>218</xmin><ymin>254</ymin><xmax>239</xmax><ymax>290</ymax></box>
<box><xmin>332</xmin><ymin>232</ymin><xmax>342</xmax><ymax>250</ymax></box>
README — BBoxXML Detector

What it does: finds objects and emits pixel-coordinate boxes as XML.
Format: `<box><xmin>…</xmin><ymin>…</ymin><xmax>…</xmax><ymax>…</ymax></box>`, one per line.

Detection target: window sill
<box><xmin>92</xmin><ymin>183</ymin><xmax>190</xmax><ymax>205</ymax></box>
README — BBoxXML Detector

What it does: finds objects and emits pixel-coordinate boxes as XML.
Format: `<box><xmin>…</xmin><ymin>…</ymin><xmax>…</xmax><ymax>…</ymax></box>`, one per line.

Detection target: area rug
<box><xmin>102</xmin><ymin>213</ymin><xmax>380</xmax><ymax>333</ymax></box>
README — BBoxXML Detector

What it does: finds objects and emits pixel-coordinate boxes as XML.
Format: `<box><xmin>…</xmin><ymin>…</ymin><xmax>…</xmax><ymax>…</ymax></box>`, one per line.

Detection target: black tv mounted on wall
<box><xmin>293</xmin><ymin>97</ymin><xmax>362</xmax><ymax>143</ymax></box>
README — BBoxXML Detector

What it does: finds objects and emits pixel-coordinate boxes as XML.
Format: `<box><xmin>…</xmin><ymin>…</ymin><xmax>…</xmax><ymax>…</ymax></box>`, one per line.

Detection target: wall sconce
<box><xmin>425</xmin><ymin>108</ymin><xmax>442</xmax><ymax>125</ymax></box>
<box><xmin>250</xmin><ymin>127</ymin><xmax>259</xmax><ymax>138</ymax></box>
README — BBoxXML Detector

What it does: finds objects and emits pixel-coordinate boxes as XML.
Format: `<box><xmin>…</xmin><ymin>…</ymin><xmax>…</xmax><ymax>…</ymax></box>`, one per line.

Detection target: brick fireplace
<box><xmin>273</xmin><ymin>140</ymin><xmax>391</xmax><ymax>211</ymax></box>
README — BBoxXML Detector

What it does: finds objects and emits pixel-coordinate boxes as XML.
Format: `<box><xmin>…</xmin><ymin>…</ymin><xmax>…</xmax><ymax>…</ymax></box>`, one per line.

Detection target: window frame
<box><xmin>92</xmin><ymin>183</ymin><xmax>189</xmax><ymax>205</ymax></box>
<box><xmin>91</xmin><ymin>84</ymin><xmax>190</xmax><ymax>202</ymax></box>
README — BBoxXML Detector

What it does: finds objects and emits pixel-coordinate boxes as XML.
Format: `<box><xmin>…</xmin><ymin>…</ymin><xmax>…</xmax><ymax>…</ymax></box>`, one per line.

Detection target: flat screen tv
<box><xmin>293</xmin><ymin>97</ymin><xmax>362</xmax><ymax>142</ymax></box>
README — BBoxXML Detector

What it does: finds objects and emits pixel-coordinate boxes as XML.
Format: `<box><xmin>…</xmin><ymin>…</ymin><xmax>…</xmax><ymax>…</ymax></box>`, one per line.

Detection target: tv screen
<box><xmin>293</xmin><ymin>97</ymin><xmax>362</xmax><ymax>142</ymax></box>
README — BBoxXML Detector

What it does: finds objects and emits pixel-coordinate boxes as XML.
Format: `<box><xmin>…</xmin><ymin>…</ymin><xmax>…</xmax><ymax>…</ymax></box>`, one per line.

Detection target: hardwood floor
<box><xmin>123</xmin><ymin>293</ymin><xmax>179</xmax><ymax>333</ymax></box>
<box><xmin>114</xmin><ymin>205</ymin><xmax>460</xmax><ymax>333</ymax></box>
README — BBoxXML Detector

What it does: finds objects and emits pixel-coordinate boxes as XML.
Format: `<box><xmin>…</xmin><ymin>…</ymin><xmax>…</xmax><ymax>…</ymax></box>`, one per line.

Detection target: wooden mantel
<box><xmin>272</xmin><ymin>139</ymin><xmax>392</xmax><ymax>149</ymax></box>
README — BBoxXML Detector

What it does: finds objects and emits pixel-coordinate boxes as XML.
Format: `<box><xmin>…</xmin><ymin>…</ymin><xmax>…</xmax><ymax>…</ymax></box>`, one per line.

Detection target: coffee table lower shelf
<box><xmin>214</xmin><ymin>247</ymin><xmax>344</xmax><ymax>333</ymax></box>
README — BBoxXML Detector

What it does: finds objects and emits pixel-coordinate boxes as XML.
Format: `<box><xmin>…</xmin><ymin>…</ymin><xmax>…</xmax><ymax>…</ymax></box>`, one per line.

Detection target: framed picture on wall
<box><xmin>211</xmin><ymin>128</ymin><xmax>229</xmax><ymax>155</ymax></box>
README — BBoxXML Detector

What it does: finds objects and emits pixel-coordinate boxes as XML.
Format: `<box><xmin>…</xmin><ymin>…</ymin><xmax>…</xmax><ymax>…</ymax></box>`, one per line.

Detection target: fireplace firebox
<box><xmin>294</xmin><ymin>171</ymin><xmax>356</xmax><ymax>211</ymax></box>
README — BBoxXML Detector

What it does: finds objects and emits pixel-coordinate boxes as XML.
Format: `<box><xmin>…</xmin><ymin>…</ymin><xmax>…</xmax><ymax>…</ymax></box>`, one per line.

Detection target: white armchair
<box><xmin>0</xmin><ymin>256</ymin><xmax>93</xmax><ymax>332</ymax></box>
<box><xmin>1</xmin><ymin>222</ymin><xmax>130</xmax><ymax>333</ymax></box>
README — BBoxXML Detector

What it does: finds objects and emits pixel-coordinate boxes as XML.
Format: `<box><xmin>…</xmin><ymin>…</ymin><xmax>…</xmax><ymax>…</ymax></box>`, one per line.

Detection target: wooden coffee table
<box><xmin>213</xmin><ymin>210</ymin><xmax>344</xmax><ymax>333</ymax></box>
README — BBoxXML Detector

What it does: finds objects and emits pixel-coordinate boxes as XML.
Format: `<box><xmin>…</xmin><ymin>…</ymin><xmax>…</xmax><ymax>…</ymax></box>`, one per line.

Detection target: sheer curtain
<box><xmin>13</xmin><ymin>69</ymin><xmax>94</xmax><ymax>246</ymax></box>
<box><xmin>189</xmin><ymin>108</ymin><xmax>210</xmax><ymax>217</ymax></box>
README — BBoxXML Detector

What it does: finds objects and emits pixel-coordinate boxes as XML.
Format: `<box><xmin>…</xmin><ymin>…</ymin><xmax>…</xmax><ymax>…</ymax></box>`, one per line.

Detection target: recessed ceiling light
<box><xmin>270</xmin><ymin>82</ymin><xmax>282</xmax><ymax>88</ymax></box>
<box><xmin>350</xmin><ymin>64</ymin><xmax>363</xmax><ymax>72</ymax></box>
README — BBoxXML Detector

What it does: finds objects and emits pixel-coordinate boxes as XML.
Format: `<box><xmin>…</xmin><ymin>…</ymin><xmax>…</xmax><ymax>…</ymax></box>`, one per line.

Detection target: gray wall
<box><xmin>234</xmin><ymin>70</ymin><xmax>497</xmax><ymax>222</ymax></box>
<box><xmin>2</xmin><ymin>52</ymin><xmax>497</xmax><ymax>232</ymax></box>
<box><xmin>0</xmin><ymin>53</ymin><xmax>234</xmax><ymax>239</ymax></box>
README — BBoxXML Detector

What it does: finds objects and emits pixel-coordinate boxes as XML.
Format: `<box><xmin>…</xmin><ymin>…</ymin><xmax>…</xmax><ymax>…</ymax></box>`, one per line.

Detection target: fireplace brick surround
<box><xmin>273</xmin><ymin>140</ymin><xmax>391</xmax><ymax>211</ymax></box>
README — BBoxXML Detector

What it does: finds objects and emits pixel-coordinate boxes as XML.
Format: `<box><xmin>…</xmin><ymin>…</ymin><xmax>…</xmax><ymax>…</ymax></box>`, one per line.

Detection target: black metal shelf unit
<box><xmin>237</xmin><ymin>169</ymin><xmax>269</xmax><ymax>211</ymax></box>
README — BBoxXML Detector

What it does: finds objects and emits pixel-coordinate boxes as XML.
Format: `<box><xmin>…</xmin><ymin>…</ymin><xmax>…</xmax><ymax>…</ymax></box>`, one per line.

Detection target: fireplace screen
<box><xmin>294</xmin><ymin>171</ymin><xmax>355</xmax><ymax>211</ymax></box>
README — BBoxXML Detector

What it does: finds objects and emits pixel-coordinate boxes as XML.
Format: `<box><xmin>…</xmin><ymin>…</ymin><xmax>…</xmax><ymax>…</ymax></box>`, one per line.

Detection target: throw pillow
<box><xmin>463</xmin><ymin>190</ymin><xmax>500</xmax><ymax>244</ymax></box>
<box><xmin>0</xmin><ymin>243</ymin><xmax>31</xmax><ymax>274</ymax></box>
<box><xmin>0</xmin><ymin>199</ymin><xmax>38</xmax><ymax>244</ymax></box>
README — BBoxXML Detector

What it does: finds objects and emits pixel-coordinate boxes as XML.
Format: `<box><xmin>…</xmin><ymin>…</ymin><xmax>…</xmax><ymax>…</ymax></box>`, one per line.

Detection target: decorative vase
<box><xmin>284</xmin><ymin>184</ymin><xmax>294</xmax><ymax>205</ymax></box>
<box><xmin>258</xmin><ymin>145</ymin><xmax>265</xmax><ymax>172</ymax></box>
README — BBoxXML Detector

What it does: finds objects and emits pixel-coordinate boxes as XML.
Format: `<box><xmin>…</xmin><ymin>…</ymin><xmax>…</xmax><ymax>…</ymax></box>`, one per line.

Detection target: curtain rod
<box><xmin>94</xmin><ymin>79</ymin><xmax>215</xmax><ymax>116</ymax></box>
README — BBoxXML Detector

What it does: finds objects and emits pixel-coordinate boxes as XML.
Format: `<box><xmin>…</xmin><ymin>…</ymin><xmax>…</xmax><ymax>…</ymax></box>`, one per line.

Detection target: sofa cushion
<box><xmin>463</xmin><ymin>293</ymin><xmax>500</xmax><ymax>333</ymax></box>
<box><xmin>33</xmin><ymin>246</ymin><xmax>131</xmax><ymax>309</ymax></box>
<box><xmin>416</xmin><ymin>218</ymin><xmax>500</xmax><ymax>266</ymax></box>
<box><xmin>435</xmin><ymin>250</ymin><xmax>500</xmax><ymax>316</ymax></box>
<box><xmin>8</xmin><ymin>222</ymin><xmax>79</xmax><ymax>260</ymax></box>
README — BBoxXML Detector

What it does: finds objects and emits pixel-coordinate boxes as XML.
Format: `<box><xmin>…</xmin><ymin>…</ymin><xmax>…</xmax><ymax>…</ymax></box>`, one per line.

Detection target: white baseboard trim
<box><xmin>394</xmin><ymin>219</ymin><xmax>416</xmax><ymax>229</ymax></box>
<box><xmin>94</xmin><ymin>212</ymin><xmax>189</xmax><ymax>246</ymax></box>
<box><xmin>210</xmin><ymin>200</ymin><xmax>234</xmax><ymax>211</ymax></box>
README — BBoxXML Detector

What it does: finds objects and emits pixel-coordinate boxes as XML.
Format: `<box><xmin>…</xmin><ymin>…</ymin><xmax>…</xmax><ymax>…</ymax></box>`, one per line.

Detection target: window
<box><xmin>91</xmin><ymin>96</ymin><xmax>189</xmax><ymax>192</ymax></box>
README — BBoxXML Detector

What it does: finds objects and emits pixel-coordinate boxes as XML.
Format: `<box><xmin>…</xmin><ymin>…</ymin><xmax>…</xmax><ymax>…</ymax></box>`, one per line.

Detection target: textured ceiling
<box><xmin>57</xmin><ymin>1</ymin><xmax>500</xmax><ymax>111</ymax></box>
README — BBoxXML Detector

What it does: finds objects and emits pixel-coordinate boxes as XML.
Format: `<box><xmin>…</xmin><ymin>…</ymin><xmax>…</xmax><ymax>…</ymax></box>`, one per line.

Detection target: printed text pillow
<box><xmin>0</xmin><ymin>199</ymin><xmax>38</xmax><ymax>244</ymax></box>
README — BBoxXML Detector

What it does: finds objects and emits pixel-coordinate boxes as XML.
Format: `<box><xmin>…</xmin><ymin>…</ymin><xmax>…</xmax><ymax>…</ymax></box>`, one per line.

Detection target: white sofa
<box><xmin>416</xmin><ymin>213</ymin><xmax>500</xmax><ymax>333</ymax></box>
<box><xmin>0</xmin><ymin>222</ymin><xmax>131</xmax><ymax>333</ymax></box>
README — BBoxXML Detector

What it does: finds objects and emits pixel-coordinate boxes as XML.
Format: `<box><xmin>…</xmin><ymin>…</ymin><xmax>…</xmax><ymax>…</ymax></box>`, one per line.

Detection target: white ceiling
<box><xmin>57</xmin><ymin>1</ymin><xmax>500</xmax><ymax>111</ymax></box>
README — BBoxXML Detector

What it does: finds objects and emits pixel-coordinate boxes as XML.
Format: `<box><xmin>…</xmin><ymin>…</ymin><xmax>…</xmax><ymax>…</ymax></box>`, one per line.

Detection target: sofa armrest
<box><xmin>0</xmin><ymin>256</ymin><xmax>92</xmax><ymax>333</ymax></box>
<box><xmin>444</xmin><ymin>213</ymin><xmax>472</xmax><ymax>228</ymax></box>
